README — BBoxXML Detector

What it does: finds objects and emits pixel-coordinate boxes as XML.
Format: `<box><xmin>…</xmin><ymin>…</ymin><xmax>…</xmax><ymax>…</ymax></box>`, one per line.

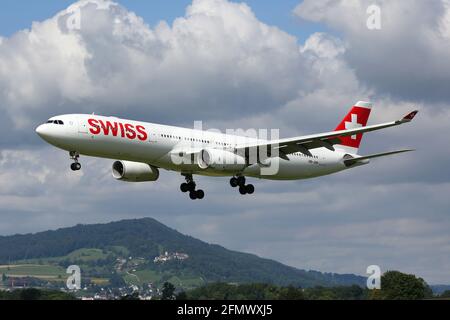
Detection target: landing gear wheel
<box><xmin>180</xmin><ymin>183</ymin><xmax>189</xmax><ymax>193</ymax></box>
<box><xmin>69</xmin><ymin>151</ymin><xmax>81</xmax><ymax>171</ymax></box>
<box><xmin>189</xmin><ymin>191</ymin><xmax>198</xmax><ymax>200</ymax></box>
<box><xmin>70</xmin><ymin>162</ymin><xmax>81</xmax><ymax>171</ymax></box>
<box><xmin>182</xmin><ymin>174</ymin><xmax>205</xmax><ymax>200</ymax></box>
<box><xmin>230</xmin><ymin>177</ymin><xmax>239</xmax><ymax>188</ymax></box>
<box><xmin>187</xmin><ymin>181</ymin><xmax>196</xmax><ymax>192</ymax></box>
<box><xmin>196</xmin><ymin>190</ymin><xmax>205</xmax><ymax>200</ymax></box>
<box><xmin>237</xmin><ymin>176</ymin><xmax>246</xmax><ymax>187</ymax></box>
<box><xmin>234</xmin><ymin>176</ymin><xmax>255</xmax><ymax>196</ymax></box>
<box><xmin>239</xmin><ymin>186</ymin><xmax>248</xmax><ymax>195</ymax></box>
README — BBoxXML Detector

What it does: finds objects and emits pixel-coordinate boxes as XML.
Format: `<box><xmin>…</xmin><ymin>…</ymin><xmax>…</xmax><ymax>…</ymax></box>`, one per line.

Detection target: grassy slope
<box><xmin>0</xmin><ymin>218</ymin><xmax>367</xmax><ymax>288</ymax></box>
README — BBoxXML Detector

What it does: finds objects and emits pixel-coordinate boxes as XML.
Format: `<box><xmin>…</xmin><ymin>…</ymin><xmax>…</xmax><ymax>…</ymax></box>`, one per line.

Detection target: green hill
<box><xmin>0</xmin><ymin>218</ymin><xmax>365</xmax><ymax>289</ymax></box>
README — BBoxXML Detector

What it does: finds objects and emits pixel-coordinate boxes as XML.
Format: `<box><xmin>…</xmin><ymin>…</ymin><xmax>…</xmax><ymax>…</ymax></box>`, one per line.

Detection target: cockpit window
<box><xmin>47</xmin><ymin>120</ymin><xmax>64</xmax><ymax>125</ymax></box>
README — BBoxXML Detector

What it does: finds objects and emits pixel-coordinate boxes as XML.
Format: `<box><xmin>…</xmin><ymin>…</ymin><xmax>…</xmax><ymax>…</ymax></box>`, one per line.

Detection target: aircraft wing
<box><xmin>235</xmin><ymin>110</ymin><xmax>418</xmax><ymax>158</ymax></box>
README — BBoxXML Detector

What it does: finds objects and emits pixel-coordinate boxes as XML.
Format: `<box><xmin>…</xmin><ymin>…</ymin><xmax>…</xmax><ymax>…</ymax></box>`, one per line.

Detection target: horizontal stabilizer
<box><xmin>344</xmin><ymin>149</ymin><xmax>414</xmax><ymax>166</ymax></box>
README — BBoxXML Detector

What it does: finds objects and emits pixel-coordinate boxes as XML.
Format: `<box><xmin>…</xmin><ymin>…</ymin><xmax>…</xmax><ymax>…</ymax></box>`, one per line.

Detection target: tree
<box><xmin>176</xmin><ymin>291</ymin><xmax>188</xmax><ymax>300</ymax></box>
<box><xmin>109</xmin><ymin>272</ymin><xmax>126</xmax><ymax>288</ymax></box>
<box><xmin>1</xmin><ymin>273</ymin><xmax>6</xmax><ymax>282</ymax></box>
<box><xmin>278</xmin><ymin>286</ymin><xmax>305</xmax><ymax>300</ymax></box>
<box><xmin>303</xmin><ymin>286</ymin><xmax>337</xmax><ymax>300</ymax></box>
<box><xmin>19</xmin><ymin>288</ymin><xmax>42</xmax><ymax>300</ymax></box>
<box><xmin>161</xmin><ymin>282</ymin><xmax>176</xmax><ymax>300</ymax></box>
<box><xmin>374</xmin><ymin>271</ymin><xmax>431</xmax><ymax>300</ymax></box>
<box><xmin>121</xmin><ymin>292</ymin><xmax>140</xmax><ymax>300</ymax></box>
<box><xmin>440</xmin><ymin>290</ymin><xmax>450</xmax><ymax>299</ymax></box>
<box><xmin>0</xmin><ymin>289</ymin><xmax>75</xmax><ymax>300</ymax></box>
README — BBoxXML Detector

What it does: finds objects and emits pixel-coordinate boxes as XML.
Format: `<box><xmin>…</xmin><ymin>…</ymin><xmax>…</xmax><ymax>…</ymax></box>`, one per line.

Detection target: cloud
<box><xmin>0</xmin><ymin>0</ymin><xmax>449</xmax><ymax>284</ymax></box>
<box><xmin>294</xmin><ymin>0</ymin><xmax>450</xmax><ymax>103</ymax></box>
<box><xmin>0</xmin><ymin>0</ymin><xmax>314</xmax><ymax>148</ymax></box>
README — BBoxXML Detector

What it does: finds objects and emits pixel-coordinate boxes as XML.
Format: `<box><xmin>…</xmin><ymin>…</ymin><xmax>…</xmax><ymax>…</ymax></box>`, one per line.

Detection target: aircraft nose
<box><xmin>36</xmin><ymin>124</ymin><xmax>49</xmax><ymax>139</ymax></box>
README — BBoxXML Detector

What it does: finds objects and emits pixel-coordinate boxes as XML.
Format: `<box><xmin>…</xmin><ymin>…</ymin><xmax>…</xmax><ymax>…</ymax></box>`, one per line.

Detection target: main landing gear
<box><xmin>180</xmin><ymin>174</ymin><xmax>205</xmax><ymax>200</ymax></box>
<box><xmin>70</xmin><ymin>151</ymin><xmax>81</xmax><ymax>171</ymax></box>
<box><xmin>230</xmin><ymin>176</ymin><xmax>255</xmax><ymax>195</ymax></box>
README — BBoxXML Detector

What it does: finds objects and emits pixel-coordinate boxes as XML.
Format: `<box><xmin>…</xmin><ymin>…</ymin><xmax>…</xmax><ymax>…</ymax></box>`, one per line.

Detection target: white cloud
<box><xmin>0</xmin><ymin>0</ymin><xmax>312</xmax><ymax>144</ymax></box>
<box><xmin>295</xmin><ymin>0</ymin><xmax>450</xmax><ymax>103</ymax></box>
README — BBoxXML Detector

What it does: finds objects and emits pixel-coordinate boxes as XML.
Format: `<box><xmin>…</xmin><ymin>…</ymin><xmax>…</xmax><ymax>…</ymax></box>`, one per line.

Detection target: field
<box><xmin>17</xmin><ymin>247</ymin><xmax>125</xmax><ymax>265</ymax></box>
<box><xmin>1</xmin><ymin>248</ymin><xmax>121</xmax><ymax>285</ymax></box>
<box><xmin>0</xmin><ymin>264</ymin><xmax>66</xmax><ymax>281</ymax></box>
<box><xmin>126</xmin><ymin>269</ymin><xmax>205</xmax><ymax>290</ymax></box>
<box><xmin>1</xmin><ymin>247</ymin><xmax>201</xmax><ymax>290</ymax></box>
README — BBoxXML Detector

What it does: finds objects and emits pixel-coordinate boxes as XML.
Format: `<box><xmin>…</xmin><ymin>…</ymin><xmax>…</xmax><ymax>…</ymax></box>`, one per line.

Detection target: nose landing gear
<box><xmin>230</xmin><ymin>176</ymin><xmax>255</xmax><ymax>195</ymax></box>
<box><xmin>70</xmin><ymin>151</ymin><xmax>81</xmax><ymax>171</ymax></box>
<box><xmin>180</xmin><ymin>174</ymin><xmax>205</xmax><ymax>200</ymax></box>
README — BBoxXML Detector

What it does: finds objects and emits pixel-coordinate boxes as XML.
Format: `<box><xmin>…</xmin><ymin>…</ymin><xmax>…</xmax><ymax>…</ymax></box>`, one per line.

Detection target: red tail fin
<box><xmin>334</xmin><ymin>101</ymin><xmax>372</xmax><ymax>154</ymax></box>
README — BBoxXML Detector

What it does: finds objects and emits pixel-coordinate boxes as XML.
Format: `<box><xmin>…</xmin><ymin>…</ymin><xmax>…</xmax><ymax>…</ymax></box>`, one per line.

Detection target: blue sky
<box><xmin>0</xmin><ymin>0</ymin><xmax>322</xmax><ymax>41</ymax></box>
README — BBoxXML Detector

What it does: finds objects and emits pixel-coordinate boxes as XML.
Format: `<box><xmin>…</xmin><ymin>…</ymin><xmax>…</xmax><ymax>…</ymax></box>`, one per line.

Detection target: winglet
<box><xmin>401</xmin><ymin>110</ymin><xmax>418</xmax><ymax>123</ymax></box>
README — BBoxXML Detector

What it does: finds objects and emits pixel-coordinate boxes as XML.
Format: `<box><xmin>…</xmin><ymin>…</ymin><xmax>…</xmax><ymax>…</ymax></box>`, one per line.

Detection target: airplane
<box><xmin>35</xmin><ymin>101</ymin><xmax>418</xmax><ymax>200</ymax></box>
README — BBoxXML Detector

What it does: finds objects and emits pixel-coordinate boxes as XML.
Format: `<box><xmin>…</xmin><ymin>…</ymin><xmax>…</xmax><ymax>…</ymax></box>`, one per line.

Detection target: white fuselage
<box><xmin>36</xmin><ymin>114</ymin><xmax>353</xmax><ymax>180</ymax></box>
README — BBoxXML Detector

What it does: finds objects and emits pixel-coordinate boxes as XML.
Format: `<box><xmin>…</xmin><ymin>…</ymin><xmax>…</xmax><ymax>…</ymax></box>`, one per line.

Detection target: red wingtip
<box><xmin>402</xmin><ymin>110</ymin><xmax>418</xmax><ymax>122</ymax></box>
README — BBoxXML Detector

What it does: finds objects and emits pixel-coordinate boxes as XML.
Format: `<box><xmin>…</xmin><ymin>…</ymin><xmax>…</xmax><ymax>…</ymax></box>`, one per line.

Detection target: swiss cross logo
<box><xmin>335</xmin><ymin>106</ymin><xmax>371</xmax><ymax>149</ymax></box>
<box><xmin>345</xmin><ymin>114</ymin><xmax>362</xmax><ymax>140</ymax></box>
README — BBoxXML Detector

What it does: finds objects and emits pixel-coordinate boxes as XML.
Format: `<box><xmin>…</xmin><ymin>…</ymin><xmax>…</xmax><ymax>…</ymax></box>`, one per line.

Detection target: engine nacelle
<box><xmin>112</xmin><ymin>161</ymin><xmax>160</xmax><ymax>182</ymax></box>
<box><xmin>197</xmin><ymin>149</ymin><xmax>246</xmax><ymax>172</ymax></box>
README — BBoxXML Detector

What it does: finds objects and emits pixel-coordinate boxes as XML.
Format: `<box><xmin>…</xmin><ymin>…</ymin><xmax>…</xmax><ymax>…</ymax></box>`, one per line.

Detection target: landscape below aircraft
<box><xmin>36</xmin><ymin>101</ymin><xmax>418</xmax><ymax>200</ymax></box>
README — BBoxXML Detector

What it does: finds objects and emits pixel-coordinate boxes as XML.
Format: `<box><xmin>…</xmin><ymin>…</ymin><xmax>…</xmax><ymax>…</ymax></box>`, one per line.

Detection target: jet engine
<box><xmin>112</xmin><ymin>161</ymin><xmax>160</xmax><ymax>182</ymax></box>
<box><xmin>197</xmin><ymin>149</ymin><xmax>246</xmax><ymax>172</ymax></box>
